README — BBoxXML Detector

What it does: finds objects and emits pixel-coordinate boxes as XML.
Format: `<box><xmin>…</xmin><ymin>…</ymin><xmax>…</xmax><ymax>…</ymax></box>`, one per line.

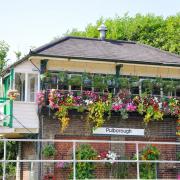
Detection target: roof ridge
<box><xmin>30</xmin><ymin>36</ymin><xmax>137</xmax><ymax>54</ymax></box>
<box><xmin>67</xmin><ymin>36</ymin><xmax>136</xmax><ymax>44</ymax></box>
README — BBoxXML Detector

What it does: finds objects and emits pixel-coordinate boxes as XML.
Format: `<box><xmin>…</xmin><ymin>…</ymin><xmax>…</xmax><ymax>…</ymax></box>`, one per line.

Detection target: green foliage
<box><xmin>140</xmin><ymin>145</ymin><xmax>160</xmax><ymax>179</ymax></box>
<box><xmin>153</xmin><ymin>77</ymin><xmax>163</xmax><ymax>88</ymax></box>
<box><xmin>70</xmin><ymin>144</ymin><xmax>97</xmax><ymax>179</ymax></box>
<box><xmin>0</xmin><ymin>141</ymin><xmax>17</xmax><ymax>176</ymax></box>
<box><xmin>163</xmin><ymin>80</ymin><xmax>176</xmax><ymax>93</ymax></box>
<box><xmin>119</xmin><ymin>77</ymin><xmax>129</xmax><ymax>89</ymax></box>
<box><xmin>112</xmin><ymin>158</ymin><xmax>129</xmax><ymax>178</ymax></box>
<box><xmin>93</xmin><ymin>74</ymin><xmax>107</xmax><ymax>90</ymax></box>
<box><xmin>58</xmin><ymin>71</ymin><xmax>68</xmax><ymax>83</ymax></box>
<box><xmin>88</xmin><ymin>100</ymin><xmax>107</xmax><ymax>128</ymax></box>
<box><xmin>14</xmin><ymin>51</ymin><xmax>22</xmax><ymax>61</ymax></box>
<box><xmin>42</xmin><ymin>144</ymin><xmax>56</xmax><ymax>158</ymax></box>
<box><xmin>142</xmin><ymin>79</ymin><xmax>153</xmax><ymax>94</ymax></box>
<box><xmin>40</xmin><ymin>71</ymin><xmax>52</xmax><ymax>82</ymax></box>
<box><xmin>129</xmin><ymin>76</ymin><xmax>140</xmax><ymax>87</ymax></box>
<box><xmin>105</xmin><ymin>75</ymin><xmax>115</xmax><ymax>87</ymax></box>
<box><xmin>82</xmin><ymin>72</ymin><xmax>92</xmax><ymax>87</ymax></box>
<box><xmin>132</xmin><ymin>145</ymin><xmax>160</xmax><ymax>179</ymax></box>
<box><xmin>0</xmin><ymin>41</ymin><xmax>9</xmax><ymax>73</ymax></box>
<box><xmin>176</xmin><ymin>152</ymin><xmax>180</xmax><ymax>160</ymax></box>
<box><xmin>66</xmin><ymin>13</ymin><xmax>180</xmax><ymax>55</ymax></box>
<box><xmin>68</xmin><ymin>75</ymin><xmax>82</xmax><ymax>86</ymax></box>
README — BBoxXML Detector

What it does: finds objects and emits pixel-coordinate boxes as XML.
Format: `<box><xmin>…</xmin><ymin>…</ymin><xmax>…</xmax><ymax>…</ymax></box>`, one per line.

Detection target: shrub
<box><xmin>42</xmin><ymin>144</ymin><xmax>56</xmax><ymax>158</ymax></box>
<box><xmin>70</xmin><ymin>144</ymin><xmax>97</xmax><ymax>179</ymax></box>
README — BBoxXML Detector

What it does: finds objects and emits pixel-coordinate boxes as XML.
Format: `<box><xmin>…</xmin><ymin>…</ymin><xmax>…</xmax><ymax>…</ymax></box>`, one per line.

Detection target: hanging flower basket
<box><xmin>7</xmin><ymin>89</ymin><xmax>20</xmax><ymax>100</ymax></box>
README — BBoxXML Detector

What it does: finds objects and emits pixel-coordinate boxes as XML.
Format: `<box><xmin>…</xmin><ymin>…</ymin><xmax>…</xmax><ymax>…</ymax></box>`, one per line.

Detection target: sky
<box><xmin>0</xmin><ymin>0</ymin><xmax>179</xmax><ymax>63</ymax></box>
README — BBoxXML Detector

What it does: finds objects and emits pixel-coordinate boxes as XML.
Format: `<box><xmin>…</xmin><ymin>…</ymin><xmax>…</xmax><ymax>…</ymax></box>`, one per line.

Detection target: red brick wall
<box><xmin>125</xmin><ymin>137</ymin><xmax>177</xmax><ymax>179</ymax></box>
<box><xmin>39</xmin><ymin>112</ymin><xmax>178</xmax><ymax>179</ymax></box>
<box><xmin>54</xmin><ymin>136</ymin><xmax>110</xmax><ymax>179</ymax></box>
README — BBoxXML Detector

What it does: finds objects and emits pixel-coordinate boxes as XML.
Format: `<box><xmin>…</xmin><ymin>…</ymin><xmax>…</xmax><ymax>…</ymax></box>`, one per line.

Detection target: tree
<box><xmin>66</xmin><ymin>13</ymin><xmax>180</xmax><ymax>54</ymax></box>
<box><xmin>14</xmin><ymin>51</ymin><xmax>22</xmax><ymax>61</ymax></box>
<box><xmin>0</xmin><ymin>41</ymin><xmax>9</xmax><ymax>73</ymax></box>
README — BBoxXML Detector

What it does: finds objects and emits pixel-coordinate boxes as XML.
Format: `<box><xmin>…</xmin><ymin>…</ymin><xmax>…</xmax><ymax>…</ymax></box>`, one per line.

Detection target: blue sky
<box><xmin>0</xmin><ymin>0</ymin><xmax>179</xmax><ymax>62</ymax></box>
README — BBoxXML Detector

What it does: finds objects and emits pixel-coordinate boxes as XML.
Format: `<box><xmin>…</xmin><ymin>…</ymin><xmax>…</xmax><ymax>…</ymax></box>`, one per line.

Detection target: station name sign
<box><xmin>93</xmin><ymin>127</ymin><xmax>144</xmax><ymax>136</ymax></box>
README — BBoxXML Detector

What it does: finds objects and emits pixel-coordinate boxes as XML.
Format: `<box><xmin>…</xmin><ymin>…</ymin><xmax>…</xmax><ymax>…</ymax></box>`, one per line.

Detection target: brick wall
<box><xmin>38</xmin><ymin>110</ymin><xmax>178</xmax><ymax>179</ymax></box>
<box><xmin>41</xmin><ymin>110</ymin><xmax>176</xmax><ymax>139</ymax></box>
<box><xmin>54</xmin><ymin>136</ymin><xmax>110</xmax><ymax>179</ymax></box>
<box><xmin>126</xmin><ymin>137</ymin><xmax>177</xmax><ymax>179</ymax></box>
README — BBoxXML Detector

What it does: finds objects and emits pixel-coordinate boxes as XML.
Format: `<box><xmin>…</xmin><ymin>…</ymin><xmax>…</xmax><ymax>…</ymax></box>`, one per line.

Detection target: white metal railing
<box><xmin>0</xmin><ymin>139</ymin><xmax>180</xmax><ymax>180</ymax></box>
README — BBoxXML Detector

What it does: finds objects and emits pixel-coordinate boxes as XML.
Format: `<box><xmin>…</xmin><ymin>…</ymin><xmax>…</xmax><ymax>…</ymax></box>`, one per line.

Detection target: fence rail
<box><xmin>0</xmin><ymin>139</ymin><xmax>180</xmax><ymax>180</ymax></box>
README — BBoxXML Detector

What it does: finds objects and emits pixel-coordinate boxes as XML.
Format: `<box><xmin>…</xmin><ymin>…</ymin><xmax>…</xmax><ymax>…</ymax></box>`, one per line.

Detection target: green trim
<box><xmin>8</xmin><ymin>68</ymin><xmax>14</xmax><ymax>127</ymax></box>
<box><xmin>10</xmin><ymin>68</ymin><xmax>14</xmax><ymax>89</ymax></box>
<box><xmin>1</xmin><ymin>69</ymin><xmax>14</xmax><ymax>128</ymax></box>
<box><xmin>9</xmin><ymin>100</ymin><xmax>13</xmax><ymax>128</ymax></box>
<box><xmin>0</xmin><ymin>97</ymin><xmax>12</xmax><ymax>128</ymax></box>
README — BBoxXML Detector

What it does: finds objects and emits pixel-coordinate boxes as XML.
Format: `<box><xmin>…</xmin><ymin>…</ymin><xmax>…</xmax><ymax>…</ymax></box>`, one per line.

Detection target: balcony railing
<box><xmin>0</xmin><ymin>97</ymin><xmax>13</xmax><ymax>128</ymax></box>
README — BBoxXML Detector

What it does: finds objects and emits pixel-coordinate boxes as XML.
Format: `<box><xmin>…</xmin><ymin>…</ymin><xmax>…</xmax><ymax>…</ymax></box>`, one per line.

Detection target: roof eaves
<box><xmin>1</xmin><ymin>55</ymin><xmax>30</xmax><ymax>77</ymax></box>
<box><xmin>32</xmin><ymin>53</ymin><xmax>180</xmax><ymax>67</ymax></box>
<box><xmin>31</xmin><ymin>36</ymin><xmax>71</xmax><ymax>54</ymax></box>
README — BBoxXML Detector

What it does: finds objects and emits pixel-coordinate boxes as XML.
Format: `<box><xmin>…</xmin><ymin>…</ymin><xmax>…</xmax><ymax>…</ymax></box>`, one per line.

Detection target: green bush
<box><xmin>70</xmin><ymin>144</ymin><xmax>97</xmax><ymax>179</ymax></box>
<box><xmin>0</xmin><ymin>142</ymin><xmax>17</xmax><ymax>176</ymax></box>
<box><xmin>42</xmin><ymin>144</ymin><xmax>56</xmax><ymax>158</ymax></box>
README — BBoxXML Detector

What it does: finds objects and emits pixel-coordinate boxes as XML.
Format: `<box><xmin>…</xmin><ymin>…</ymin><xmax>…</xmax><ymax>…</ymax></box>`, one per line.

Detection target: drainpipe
<box><xmin>29</xmin><ymin>59</ymin><xmax>47</xmax><ymax>179</ymax></box>
<box><xmin>16</xmin><ymin>142</ymin><xmax>22</xmax><ymax>180</ymax></box>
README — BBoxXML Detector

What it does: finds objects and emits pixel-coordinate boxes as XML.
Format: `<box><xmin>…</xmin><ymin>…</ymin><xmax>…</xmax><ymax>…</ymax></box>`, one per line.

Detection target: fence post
<box><xmin>136</xmin><ymin>142</ymin><xmax>140</xmax><ymax>180</ymax></box>
<box><xmin>3</xmin><ymin>140</ymin><xmax>6</xmax><ymax>180</ymax></box>
<box><xmin>73</xmin><ymin>141</ymin><xmax>76</xmax><ymax>180</ymax></box>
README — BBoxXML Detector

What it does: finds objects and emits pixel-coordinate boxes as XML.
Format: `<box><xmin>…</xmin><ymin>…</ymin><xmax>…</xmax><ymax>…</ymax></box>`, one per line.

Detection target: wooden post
<box><xmin>40</xmin><ymin>59</ymin><xmax>48</xmax><ymax>90</ymax></box>
<box><xmin>115</xmin><ymin>64</ymin><xmax>123</xmax><ymax>94</ymax></box>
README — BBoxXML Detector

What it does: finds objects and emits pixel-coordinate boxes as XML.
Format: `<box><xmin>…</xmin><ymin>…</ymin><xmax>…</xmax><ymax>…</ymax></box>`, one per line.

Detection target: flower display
<box><xmin>48</xmin><ymin>89</ymin><xmax>61</xmax><ymax>109</ymax></box>
<box><xmin>56</xmin><ymin>162</ymin><xmax>69</xmax><ymax>169</ymax></box>
<box><xmin>36</xmin><ymin>91</ymin><xmax>45</xmax><ymax>107</ymax></box>
<box><xmin>7</xmin><ymin>89</ymin><xmax>20</xmax><ymax>100</ymax></box>
<box><xmin>98</xmin><ymin>151</ymin><xmax>117</xmax><ymax>164</ymax></box>
<box><xmin>112</xmin><ymin>104</ymin><xmax>123</xmax><ymax>111</ymax></box>
<box><xmin>126</xmin><ymin>103</ymin><xmax>137</xmax><ymax>112</ymax></box>
<box><xmin>36</xmin><ymin>89</ymin><xmax>180</xmax><ymax>131</ymax></box>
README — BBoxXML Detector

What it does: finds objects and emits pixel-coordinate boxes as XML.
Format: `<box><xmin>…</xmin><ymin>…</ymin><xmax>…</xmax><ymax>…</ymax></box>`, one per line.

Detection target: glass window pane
<box><xmin>15</xmin><ymin>73</ymin><xmax>25</xmax><ymax>101</ymax></box>
<box><xmin>27</xmin><ymin>74</ymin><xmax>38</xmax><ymax>102</ymax></box>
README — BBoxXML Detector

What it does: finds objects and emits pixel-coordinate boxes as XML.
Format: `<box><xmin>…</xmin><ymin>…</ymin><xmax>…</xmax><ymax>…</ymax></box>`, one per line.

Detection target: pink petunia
<box><xmin>126</xmin><ymin>103</ymin><xmax>136</xmax><ymax>112</ymax></box>
<box><xmin>112</xmin><ymin>104</ymin><xmax>123</xmax><ymax>111</ymax></box>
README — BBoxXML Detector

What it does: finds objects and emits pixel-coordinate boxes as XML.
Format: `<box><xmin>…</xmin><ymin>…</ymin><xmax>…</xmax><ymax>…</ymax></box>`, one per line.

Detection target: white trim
<box><xmin>25</xmin><ymin>73</ymin><xmax>28</xmax><ymax>102</ymax></box>
<box><xmin>37</xmin><ymin>73</ymin><xmax>40</xmax><ymax>92</ymax></box>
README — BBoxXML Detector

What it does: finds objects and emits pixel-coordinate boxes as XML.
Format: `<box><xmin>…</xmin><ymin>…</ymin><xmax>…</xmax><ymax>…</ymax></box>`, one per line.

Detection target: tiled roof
<box><xmin>31</xmin><ymin>36</ymin><xmax>180</xmax><ymax>66</ymax></box>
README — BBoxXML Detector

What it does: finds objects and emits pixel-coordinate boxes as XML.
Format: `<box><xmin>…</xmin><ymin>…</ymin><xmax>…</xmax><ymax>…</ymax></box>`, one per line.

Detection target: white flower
<box><xmin>154</xmin><ymin>97</ymin><xmax>158</xmax><ymax>102</ymax></box>
<box><xmin>84</xmin><ymin>99</ymin><xmax>93</xmax><ymax>105</ymax></box>
<box><xmin>158</xmin><ymin>102</ymin><xmax>162</xmax><ymax>109</ymax></box>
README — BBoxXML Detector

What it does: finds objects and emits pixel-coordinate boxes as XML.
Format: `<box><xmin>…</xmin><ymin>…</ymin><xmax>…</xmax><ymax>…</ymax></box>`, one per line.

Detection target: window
<box><xmin>15</xmin><ymin>73</ymin><xmax>38</xmax><ymax>102</ymax></box>
<box><xmin>27</xmin><ymin>74</ymin><xmax>38</xmax><ymax>102</ymax></box>
<box><xmin>15</xmin><ymin>73</ymin><xmax>25</xmax><ymax>101</ymax></box>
